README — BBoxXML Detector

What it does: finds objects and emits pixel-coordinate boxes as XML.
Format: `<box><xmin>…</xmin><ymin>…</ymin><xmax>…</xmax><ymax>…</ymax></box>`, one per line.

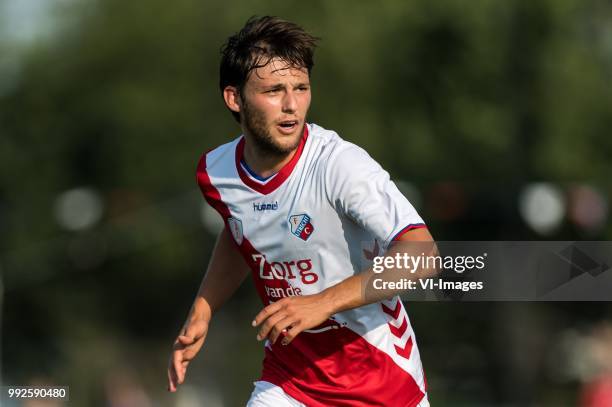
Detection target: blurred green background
<box><xmin>1</xmin><ymin>0</ymin><xmax>612</xmax><ymax>405</ymax></box>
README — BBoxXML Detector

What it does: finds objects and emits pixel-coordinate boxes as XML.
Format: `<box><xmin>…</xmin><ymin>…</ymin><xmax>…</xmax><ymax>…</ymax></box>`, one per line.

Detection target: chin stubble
<box><xmin>242</xmin><ymin>100</ymin><xmax>302</xmax><ymax>157</ymax></box>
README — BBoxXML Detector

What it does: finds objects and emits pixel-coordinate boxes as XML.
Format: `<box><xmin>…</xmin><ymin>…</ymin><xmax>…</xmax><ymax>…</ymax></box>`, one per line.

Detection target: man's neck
<box><xmin>242</xmin><ymin>139</ymin><xmax>298</xmax><ymax>179</ymax></box>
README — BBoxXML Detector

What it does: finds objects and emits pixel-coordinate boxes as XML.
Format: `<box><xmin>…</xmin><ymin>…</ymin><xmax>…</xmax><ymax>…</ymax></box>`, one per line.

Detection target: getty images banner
<box><xmin>360</xmin><ymin>241</ymin><xmax>611</xmax><ymax>302</ymax></box>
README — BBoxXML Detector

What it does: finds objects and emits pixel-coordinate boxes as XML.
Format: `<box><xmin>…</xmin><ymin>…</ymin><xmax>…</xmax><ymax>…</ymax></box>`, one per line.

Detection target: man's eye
<box><xmin>266</xmin><ymin>89</ymin><xmax>280</xmax><ymax>94</ymax></box>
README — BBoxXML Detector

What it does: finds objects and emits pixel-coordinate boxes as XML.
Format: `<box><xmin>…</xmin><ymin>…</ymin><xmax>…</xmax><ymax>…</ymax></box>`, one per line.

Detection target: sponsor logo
<box><xmin>251</xmin><ymin>253</ymin><xmax>319</xmax><ymax>285</ymax></box>
<box><xmin>227</xmin><ymin>217</ymin><xmax>243</xmax><ymax>245</ymax></box>
<box><xmin>253</xmin><ymin>201</ymin><xmax>279</xmax><ymax>212</ymax></box>
<box><xmin>288</xmin><ymin>213</ymin><xmax>314</xmax><ymax>241</ymax></box>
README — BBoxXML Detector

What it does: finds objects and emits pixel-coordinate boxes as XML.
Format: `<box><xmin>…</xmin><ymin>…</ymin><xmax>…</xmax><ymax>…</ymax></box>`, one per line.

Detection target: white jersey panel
<box><xmin>323</xmin><ymin>137</ymin><xmax>425</xmax><ymax>248</ymax></box>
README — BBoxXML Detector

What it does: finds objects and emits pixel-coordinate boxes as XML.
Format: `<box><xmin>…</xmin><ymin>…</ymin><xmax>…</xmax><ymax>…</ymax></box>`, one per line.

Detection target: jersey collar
<box><xmin>235</xmin><ymin>124</ymin><xmax>309</xmax><ymax>195</ymax></box>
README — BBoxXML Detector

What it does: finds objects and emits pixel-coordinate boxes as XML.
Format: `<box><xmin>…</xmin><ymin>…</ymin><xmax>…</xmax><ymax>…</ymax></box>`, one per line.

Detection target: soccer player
<box><xmin>167</xmin><ymin>16</ymin><xmax>435</xmax><ymax>406</ymax></box>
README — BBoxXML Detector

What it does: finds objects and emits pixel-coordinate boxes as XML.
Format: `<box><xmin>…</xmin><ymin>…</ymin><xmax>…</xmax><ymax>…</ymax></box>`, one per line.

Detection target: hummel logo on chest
<box><xmin>253</xmin><ymin>201</ymin><xmax>279</xmax><ymax>212</ymax></box>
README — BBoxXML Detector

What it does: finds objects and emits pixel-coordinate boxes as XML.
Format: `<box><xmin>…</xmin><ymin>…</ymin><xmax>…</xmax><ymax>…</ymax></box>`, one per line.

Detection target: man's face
<box><xmin>238</xmin><ymin>58</ymin><xmax>311</xmax><ymax>156</ymax></box>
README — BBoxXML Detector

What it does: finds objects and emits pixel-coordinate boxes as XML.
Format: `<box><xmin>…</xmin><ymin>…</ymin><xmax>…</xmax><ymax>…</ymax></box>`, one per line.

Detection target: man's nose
<box><xmin>282</xmin><ymin>90</ymin><xmax>297</xmax><ymax>113</ymax></box>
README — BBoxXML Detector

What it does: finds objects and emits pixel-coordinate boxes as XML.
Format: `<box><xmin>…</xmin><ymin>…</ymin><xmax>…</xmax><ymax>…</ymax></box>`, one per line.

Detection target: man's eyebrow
<box><xmin>258</xmin><ymin>81</ymin><xmax>310</xmax><ymax>91</ymax></box>
<box><xmin>261</xmin><ymin>83</ymin><xmax>285</xmax><ymax>90</ymax></box>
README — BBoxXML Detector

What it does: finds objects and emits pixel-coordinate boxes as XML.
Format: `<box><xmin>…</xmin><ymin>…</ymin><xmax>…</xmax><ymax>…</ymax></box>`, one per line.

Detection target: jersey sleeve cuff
<box><xmin>387</xmin><ymin>223</ymin><xmax>427</xmax><ymax>245</ymax></box>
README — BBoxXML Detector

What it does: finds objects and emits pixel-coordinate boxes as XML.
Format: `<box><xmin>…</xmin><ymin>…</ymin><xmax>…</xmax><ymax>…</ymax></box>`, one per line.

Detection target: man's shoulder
<box><xmin>309</xmin><ymin>123</ymin><xmax>373</xmax><ymax>170</ymax></box>
<box><xmin>308</xmin><ymin>123</ymin><xmax>365</xmax><ymax>161</ymax></box>
<box><xmin>196</xmin><ymin>136</ymin><xmax>241</xmax><ymax>174</ymax></box>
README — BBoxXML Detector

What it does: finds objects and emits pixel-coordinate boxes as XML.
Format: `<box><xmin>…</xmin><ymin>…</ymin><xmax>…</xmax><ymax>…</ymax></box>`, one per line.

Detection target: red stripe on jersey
<box><xmin>389</xmin><ymin>316</ymin><xmax>408</xmax><ymax>338</ymax></box>
<box><xmin>394</xmin><ymin>335</ymin><xmax>414</xmax><ymax>360</ymax></box>
<box><xmin>383</xmin><ymin>300</ymin><xmax>415</xmax><ymax>361</ymax></box>
<box><xmin>392</xmin><ymin>223</ymin><xmax>427</xmax><ymax>241</ymax></box>
<box><xmin>196</xmin><ymin>155</ymin><xmax>230</xmax><ymax>218</ymax></box>
<box><xmin>197</xmin><ymin>153</ymin><xmax>291</xmax><ymax>305</ymax></box>
<box><xmin>235</xmin><ymin>124</ymin><xmax>309</xmax><ymax>195</ymax></box>
<box><xmin>381</xmin><ymin>300</ymin><xmax>402</xmax><ymax>319</ymax></box>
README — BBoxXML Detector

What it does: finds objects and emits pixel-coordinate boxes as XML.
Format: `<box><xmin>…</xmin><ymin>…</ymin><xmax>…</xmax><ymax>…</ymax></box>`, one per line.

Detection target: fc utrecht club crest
<box><xmin>227</xmin><ymin>217</ymin><xmax>243</xmax><ymax>245</ymax></box>
<box><xmin>289</xmin><ymin>214</ymin><xmax>314</xmax><ymax>241</ymax></box>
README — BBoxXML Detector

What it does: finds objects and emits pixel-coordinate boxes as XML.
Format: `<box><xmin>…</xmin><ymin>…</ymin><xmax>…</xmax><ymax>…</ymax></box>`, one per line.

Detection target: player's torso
<box><xmin>200</xmin><ymin>123</ymin><xmax>429</xmax><ymax>405</ymax></box>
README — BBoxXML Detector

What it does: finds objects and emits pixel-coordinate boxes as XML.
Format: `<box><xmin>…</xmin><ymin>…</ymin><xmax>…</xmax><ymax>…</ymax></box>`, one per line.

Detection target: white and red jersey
<box><xmin>197</xmin><ymin>123</ymin><xmax>429</xmax><ymax>407</ymax></box>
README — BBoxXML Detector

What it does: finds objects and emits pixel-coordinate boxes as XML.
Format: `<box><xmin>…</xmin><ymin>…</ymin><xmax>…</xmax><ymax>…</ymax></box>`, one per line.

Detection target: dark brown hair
<box><xmin>219</xmin><ymin>16</ymin><xmax>319</xmax><ymax>122</ymax></box>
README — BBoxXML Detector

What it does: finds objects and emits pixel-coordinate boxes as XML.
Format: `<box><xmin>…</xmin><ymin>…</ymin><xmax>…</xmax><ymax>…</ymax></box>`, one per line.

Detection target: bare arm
<box><xmin>253</xmin><ymin>228</ymin><xmax>437</xmax><ymax>345</ymax></box>
<box><xmin>188</xmin><ymin>227</ymin><xmax>250</xmax><ymax>322</ymax></box>
<box><xmin>167</xmin><ymin>227</ymin><xmax>249</xmax><ymax>392</ymax></box>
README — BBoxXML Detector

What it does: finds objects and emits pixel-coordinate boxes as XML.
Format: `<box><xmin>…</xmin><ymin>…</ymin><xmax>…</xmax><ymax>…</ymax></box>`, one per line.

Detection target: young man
<box><xmin>168</xmin><ymin>16</ymin><xmax>434</xmax><ymax>406</ymax></box>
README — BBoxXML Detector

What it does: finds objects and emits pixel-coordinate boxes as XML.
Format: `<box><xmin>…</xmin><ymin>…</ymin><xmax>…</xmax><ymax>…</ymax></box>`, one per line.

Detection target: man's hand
<box><xmin>252</xmin><ymin>294</ymin><xmax>335</xmax><ymax>346</ymax></box>
<box><xmin>167</xmin><ymin>318</ymin><xmax>208</xmax><ymax>392</ymax></box>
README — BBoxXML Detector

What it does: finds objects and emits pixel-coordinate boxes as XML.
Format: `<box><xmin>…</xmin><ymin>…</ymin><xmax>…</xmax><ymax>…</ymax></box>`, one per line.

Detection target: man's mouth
<box><xmin>276</xmin><ymin>120</ymin><xmax>299</xmax><ymax>134</ymax></box>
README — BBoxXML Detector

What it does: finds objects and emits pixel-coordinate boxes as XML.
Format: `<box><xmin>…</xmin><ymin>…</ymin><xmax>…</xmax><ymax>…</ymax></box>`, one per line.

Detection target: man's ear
<box><xmin>223</xmin><ymin>86</ymin><xmax>241</xmax><ymax>114</ymax></box>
